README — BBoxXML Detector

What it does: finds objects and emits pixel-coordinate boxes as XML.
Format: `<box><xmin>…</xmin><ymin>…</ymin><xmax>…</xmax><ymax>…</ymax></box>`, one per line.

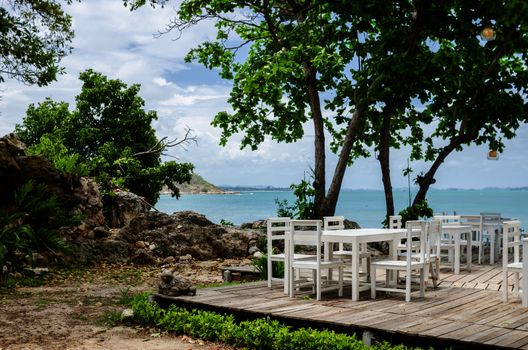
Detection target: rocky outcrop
<box><xmin>0</xmin><ymin>134</ymin><xmax>106</xmax><ymax>239</ymax></box>
<box><xmin>105</xmin><ymin>190</ymin><xmax>150</xmax><ymax>228</ymax></box>
<box><xmin>112</xmin><ymin>211</ymin><xmax>262</xmax><ymax>264</ymax></box>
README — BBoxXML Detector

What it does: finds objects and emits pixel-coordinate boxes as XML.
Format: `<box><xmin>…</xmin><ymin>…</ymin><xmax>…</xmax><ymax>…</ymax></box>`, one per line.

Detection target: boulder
<box><xmin>116</xmin><ymin>211</ymin><xmax>263</xmax><ymax>262</ymax></box>
<box><xmin>105</xmin><ymin>190</ymin><xmax>150</xmax><ymax>228</ymax></box>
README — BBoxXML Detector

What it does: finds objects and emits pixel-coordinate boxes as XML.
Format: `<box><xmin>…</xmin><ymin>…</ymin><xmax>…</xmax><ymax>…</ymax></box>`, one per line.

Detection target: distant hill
<box><xmin>162</xmin><ymin>174</ymin><xmax>234</xmax><ymax>194</ymax></box>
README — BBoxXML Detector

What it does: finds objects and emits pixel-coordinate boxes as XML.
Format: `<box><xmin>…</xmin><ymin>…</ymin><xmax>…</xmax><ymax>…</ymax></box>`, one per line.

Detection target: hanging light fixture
<box><xmin>487</xmin><ymin>150</ymin><xmax>499</xmax><ymax>160</ymax></box>
<box><xmin>481</xmin><ymin>26</ymin><xmax>496</xmax><ymax>41</ymax></box>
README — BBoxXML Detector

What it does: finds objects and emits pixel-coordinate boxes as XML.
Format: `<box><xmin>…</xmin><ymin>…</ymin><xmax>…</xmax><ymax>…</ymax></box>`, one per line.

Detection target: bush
<box><xmin>130</xmin><ymin>293</ymin><xmax>422</xmax><ymax>350</ymax></box>
<box><xmin>0</xmin><ymin>181</ymin><xmax>77</xmax><ymax>275</ymax></box>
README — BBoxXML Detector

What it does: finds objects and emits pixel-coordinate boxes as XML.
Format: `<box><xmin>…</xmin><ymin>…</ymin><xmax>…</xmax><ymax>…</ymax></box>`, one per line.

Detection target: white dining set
<box><xmin>266</xmin><ymin>214</ymin><xmax>527</xmax><ymax>305</ymax></box>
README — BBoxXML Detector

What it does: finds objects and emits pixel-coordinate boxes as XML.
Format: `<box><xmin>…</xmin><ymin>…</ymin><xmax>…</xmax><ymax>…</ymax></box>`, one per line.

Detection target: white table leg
<box><xmin>466</xmin><ymin>229</ymin><xmax>472</xmax><ymax>272</ymax></box>
<box><xmin>490</xmin><ymin>229</ymin><xmax>495</xmax><ymax>265</ymax></box>
<box><xmin>352</xmin><ymin>239</ymin><xmax>359</xmax><ymax>301</ymax></box>
<box><xmin>284</xmin><ymin>239</ymin><xmax>290</xmax><ymax>294</ymax></box>
<box><xmin>454</xmin><ymin>233</ymin><xmax>461</xmax><ymax>274</ymax></box>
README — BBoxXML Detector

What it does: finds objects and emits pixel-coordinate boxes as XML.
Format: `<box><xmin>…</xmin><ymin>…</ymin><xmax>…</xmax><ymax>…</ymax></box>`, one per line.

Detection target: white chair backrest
<box><xmin>324</xmin><ymin>216</ymin><xmax>345</xmax><ymax>251</ymax></box>
<box><xmin>323</xmin><ymin>216</ymin><xmax>345</xmax><ymax>230</ymax></box>
<box><xmin>433</xmin><ymin>215</ymin><xmax>461</xmax><ymax>223</ymax></box>
<box><xmin>405</xmin><ymin>220</ymin><xmax>427</xmax><ymax>263</ymax></box>
<box><xmin>267</xmin><ymin>217</ymin><xmax>290</xmax><ymax>255</ymax></box>
<box><xmin>428</xmin><ymin>219</ymin><xmax>442</xmax><ymax>256</ymax></box>
<box><xmin>460</xmin><ymin>215</ymin><xmax>482</xmax><ymax>225</ymax></box>
<box><xmin>503</xmin><ymin>220</ymin><xmax>522</xmax><ymax>265</ymax></box>
<box><xmin>290</xmin><ymin>220</ymin><xmax>322</xmax><ymax>262</ymax></box>
<box><xmin>481</xmin><ymin>212</ymin><xmax>501</xmax><ymax>224</ymax></box>
<box><xmin>389</xmin><ymin>215</ymin><xmax>402</xmax><ymax>229</ymax></box>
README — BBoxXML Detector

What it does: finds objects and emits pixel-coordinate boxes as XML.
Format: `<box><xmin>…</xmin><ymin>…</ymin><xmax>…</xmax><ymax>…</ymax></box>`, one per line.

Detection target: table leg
<box><xmin>352</xmin><ymin>240</ymin><xmax>359</xmax><ymax>301</ymax></box>
<box><xmin>454</xmin><ymin>233</ymin><xmax>461</xmax><ymax>274</ymax></box>
<box><xmin>466</xmin><ymin>230</ymin><xmax>472</xmax><ymax>272</ymax></box>
<box><xmin>284</xmin><ymin>239</ymin><xmax>290</xmax><ymax>294</ymax></box>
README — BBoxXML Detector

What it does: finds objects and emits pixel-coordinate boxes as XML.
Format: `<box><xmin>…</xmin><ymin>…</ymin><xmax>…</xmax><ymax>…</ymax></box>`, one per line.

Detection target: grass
<box><xmin>97</xmin><ymin>310</ymin><xmax>123</xmax><ymax>327</ymax></box>
<box><xmin>196</xmin><ymin>281</ymin><xmax>243</xmax><ymax>289</ymax></box>
<box><xmin>0</xmin><ymin>274</ymin><xmax>47</xmax><ymax>289</ymax></box>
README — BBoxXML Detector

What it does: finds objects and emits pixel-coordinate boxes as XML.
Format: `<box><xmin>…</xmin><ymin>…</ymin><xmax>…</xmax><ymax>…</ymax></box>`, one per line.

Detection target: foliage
<box><xmin>275</xmin><ymin>179</ymin><xmax>316</xmax><ymax>220</ymax></box>
<box><xmin>398</xmin><ymin>201</ymin><xmax>434</xmax><ymax>228</ymax></box>
<box><xmin>250</xmin><ymin>252</ymin><xmax>284</xmax><ymax>280</ymax></box>
<box><xmin>0</xmin><ymin>0</ymin><xmax>78</xmax><ymax>86</ymax></box>
<box><xmin>131</xmin><ymin>293</ymin><xmax>421</xmax><ymax>350</ymax></box>
<box><xmin>219</xmin><ymin>219</ymin><xmax>234</xmax><ymax>227</ymax></box>
<box><xmin>15</xmin><ymin>69</ymin><xmax>194</xmax><ymax>205</ymax></box>
<box><xmin>0</xmin><ymin>181</ymin><xmax>76</xmax><ymax>275</ymax></box>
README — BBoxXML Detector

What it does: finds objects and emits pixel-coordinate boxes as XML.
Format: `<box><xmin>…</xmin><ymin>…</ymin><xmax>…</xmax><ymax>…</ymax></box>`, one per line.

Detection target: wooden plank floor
<box><xmin>164</xmin><ymin>264</ymin><xmax>528</xmax><ymax>350</ymax></box>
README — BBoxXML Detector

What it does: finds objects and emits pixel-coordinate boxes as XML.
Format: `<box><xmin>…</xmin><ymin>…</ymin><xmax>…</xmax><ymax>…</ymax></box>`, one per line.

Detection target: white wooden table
<box><xmin>321</xmin><ymin>228</ymin><xmax>408</xmax><ymax>301</ymax></box>
<box><xmin>442</xmin><ymin>224</ymin><xmax>472</xmax><ymax>274</ymax></box>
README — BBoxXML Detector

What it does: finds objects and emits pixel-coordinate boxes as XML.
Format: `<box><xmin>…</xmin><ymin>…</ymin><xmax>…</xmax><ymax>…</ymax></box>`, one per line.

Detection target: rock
<box><xmin>130</xmin><ymin>249</ymin><xmax>156</xmax><ymax>265</ymax></box>
<box><xmin>163</xmin><ymin>256</ymin><xmax>176</xmax><ymax>264</ymax></box>
<box><xmin>248</xmin><ymin>246</ymin><xmax>260</xmax><ymax>255</ymax></box>
<box><xmin>148</xmin><ymin>244</ymin><xmax>156</xmax><ymax>251</ymax></box>
<box><xmin>253</xmin><ymin>251</ymin><xmax>263</xmax><ymax>259</ymax></box>
<box><xmin>105</xmin><ymin>190</ymin><xmax>150</xmax><ymax>228</ymax></box>
<box><xmin>24</xmin><ymin>267</ymin><xmax>49</xmax><ymax>276</ymax></box>
<box><xmin>135</xmin><ymin>241</ymin><xmax>147</xmax><ymax>249</ymax></box>
<box><xmin>93</xmin><ymin>226</ymin><xmax>110</xmax><ymax>238</ymax></box>
<box><xmin>158</xmin><ymin>269</ymin><xmax>196</xmax><ymax>296</ymax></box>
<box><xmin>117</xmin><ymin>211</ymin><xmax>263</xmax><ymax>261</ymax></box>
<box><xmin>121</xmin><ymin>308</ymin><xmax>134</xmax><ymax>318</ymax></box>
<box><xmin>178</xmin><ymin>254</ymin><xmax>192</xmax><ymax>263</ymax></box>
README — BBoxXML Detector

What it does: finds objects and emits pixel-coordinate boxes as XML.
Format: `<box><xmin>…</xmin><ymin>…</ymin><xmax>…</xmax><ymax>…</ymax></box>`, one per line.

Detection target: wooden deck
<box><xmin>157</xmin><ymin>264</ymin><xmax>528</xmax><ymax>350</ymax></box>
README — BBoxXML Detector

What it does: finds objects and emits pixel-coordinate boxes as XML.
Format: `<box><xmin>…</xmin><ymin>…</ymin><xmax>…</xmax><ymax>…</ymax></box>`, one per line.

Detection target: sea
<box><xmin>156</xmin><ymin>188</ymin><xmax>528</xmax><ymax>229</ymax></box>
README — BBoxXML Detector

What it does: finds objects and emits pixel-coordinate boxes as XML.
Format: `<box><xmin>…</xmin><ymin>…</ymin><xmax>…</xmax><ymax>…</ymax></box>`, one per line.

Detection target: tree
<box><xmin>15</xmin><ymin>69</ymin><xmax>194</xmax><ymax>205</ymax></box>
<box><xmin>0</xmin><ymin>0</ymin><xmax>77</xmax><ymax>86</ymax></box>
<box><xmin>126</xmin><ymin>0</ymin><xmax>376</xmax><ymax>219</ymax></box>
<box><xmin>129</xmin><ymin>0</ymin><xmax>527</xmax><ymax>221</ymax></box>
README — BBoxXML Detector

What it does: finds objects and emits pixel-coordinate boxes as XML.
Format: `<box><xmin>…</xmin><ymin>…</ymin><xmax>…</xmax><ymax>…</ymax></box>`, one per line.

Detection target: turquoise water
<box><xmin>156</xmin><ymin>189</ymin><xmax>528</xmax><ymax>229</ymax></box>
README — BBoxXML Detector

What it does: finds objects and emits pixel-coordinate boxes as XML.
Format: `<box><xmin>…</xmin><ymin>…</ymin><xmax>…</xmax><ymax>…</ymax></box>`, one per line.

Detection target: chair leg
<box><xmin>312</xmin><ymin>270</ymin><xmax>317</xmax><ymax>294</ymax></box>
<box><xmin>419</xmin><ymin>269</ymin><xmax>425</xmax><ymax>298</ymax></box>
<box><xmin>423</xmin><ymin>263</ymin><xmax>430</xmax><ymax>289</ymax></box>
<box><xmin>316</xmin><ymin>269</ymin><xmax>322</xmax><ymax>301</ymax></box>
<box><xmin>289</xmin><ymin>266</ymin><xmax>295</xmax><ymax>299</ymax></box>
<box><xmin>371</xmin><ymin>266</ymin><xmax>376</xmax><ymax>299</ymax></box>
<box><xmin>338</xmin><ymin>267</ymin><xmax>343</xmax><ymax>297</ymax></box>
<box><xmin>502</xmin><ymin>268</ymin><xmax>508</xmax><ymax>302</ymax></box>
<box><xmin>514</xmin><ymin>272</ymin><xmax>519</xmax><ymax>294</ymax></box>
<box><xmin>267</xmin><ymin>258</ymin><xmax>272</xmax><ymax>288</ymax></box>
<box><xmin>405</xmin><ymin>272</ymin><xmax>411</xmax><ymax>302</ymax></box>
<box><xmin>433</xmin><ymin>260</ymin><xmax>440</xmax><ymax>288</ymax></box>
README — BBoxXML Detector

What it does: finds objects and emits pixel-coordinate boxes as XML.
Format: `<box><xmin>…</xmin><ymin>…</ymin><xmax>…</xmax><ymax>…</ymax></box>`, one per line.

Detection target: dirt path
<box><xmin>0</xmin><ymin>259</ymin><xmax>249</xmax><ymax>350</ymax></box>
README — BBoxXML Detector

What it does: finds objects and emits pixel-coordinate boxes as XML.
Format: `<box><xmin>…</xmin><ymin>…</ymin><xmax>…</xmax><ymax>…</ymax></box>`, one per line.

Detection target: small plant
<box><xmin>118</xmin><ymin>286</ymin><xmax>134</xmax><ymax>305</ymax></box>
<box><xmin>275</xmin><ymin>174</ymin><xmax>316</xmax><ymax>220</ymax></box>
<box><xmin>219</xmin><ymin>219</ymin><xmax>234</xmax><ymax>227</ymax></box>
<box><xmin>98</xmin><ymin>311</ymin><xmax>123</xmax><ymax>327</ymax></box>
<box><xmin>398</xmin><ymin>200</ymin><xmax>434</xmax><ymax>227</ymax></box>
<box><xmin>250</xmin><ymin>252</ymin><xmax>284</xmax><ymax>280</ymax></box>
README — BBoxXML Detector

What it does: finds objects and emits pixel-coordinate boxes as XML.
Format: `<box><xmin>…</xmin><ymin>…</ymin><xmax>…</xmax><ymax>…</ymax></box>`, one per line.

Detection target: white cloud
<box><xmin>0</xmin><ymin>0</ymin><xmax>527</xmax><ymax>189</ymax></box>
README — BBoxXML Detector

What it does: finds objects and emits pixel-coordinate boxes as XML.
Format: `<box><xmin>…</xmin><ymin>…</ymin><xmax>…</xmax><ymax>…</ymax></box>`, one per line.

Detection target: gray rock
<box><xmin>158</xmin><ymin>269</ymin><xmax>196</xmax><ymax>296</ymax></box>
<box><xmin>248</xmin><ymin>246</ymin><xmax>260</xmax><ymax>255</ymax></box>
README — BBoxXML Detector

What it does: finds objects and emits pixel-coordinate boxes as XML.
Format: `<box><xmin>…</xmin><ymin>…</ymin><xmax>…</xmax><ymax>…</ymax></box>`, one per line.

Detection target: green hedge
<box><xmin>131</xmin><ymin>294</ymin><xmax>423</xmax><ymax>350</ymax></box>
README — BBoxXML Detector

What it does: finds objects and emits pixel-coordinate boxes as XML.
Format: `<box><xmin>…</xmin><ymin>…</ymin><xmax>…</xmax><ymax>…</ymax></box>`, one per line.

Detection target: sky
<box><xmin>1</xmin><ymin>1</ymin><xmax>527</xmax><ymax>190</ymax></box>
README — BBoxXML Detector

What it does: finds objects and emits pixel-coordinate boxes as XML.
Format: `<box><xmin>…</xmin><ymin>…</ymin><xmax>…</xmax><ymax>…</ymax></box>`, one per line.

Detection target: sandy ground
<box><xmin>0</xmin><ymin>259</ymin><xmax>250</xmax><ymax>350</ymax></box>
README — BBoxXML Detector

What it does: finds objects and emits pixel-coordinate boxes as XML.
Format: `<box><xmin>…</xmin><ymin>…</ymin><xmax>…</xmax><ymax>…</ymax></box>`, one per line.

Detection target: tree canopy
<box><xmin>15</xmin><ymin>69</ymin><xmax>194</xmax><ymax>205</ymax></box>
<box><xmin>128</xmin><ymin>0</ymin><xmax>528</xmax><ymax>220</ymax></box>
<box><xmin>0</xmin><ymin>0</ymin><xmax>77</xmax><ymax>86</ymax></box>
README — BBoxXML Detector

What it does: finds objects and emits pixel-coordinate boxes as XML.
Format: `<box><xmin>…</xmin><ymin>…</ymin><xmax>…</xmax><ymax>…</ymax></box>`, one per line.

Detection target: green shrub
<box><xmin>0</xmin><ymin>181</ymin><xmax>77</xmax><ymax>274</ymax></box>
<box><xmin>251</xmin><ymin>252</ymin><xmax>284</xmax><ymax>280</ymax></box>
<box><xmin>130</xmin><ymin>294</ymin><xmax>422</xmax><ymax>350</ymax></box>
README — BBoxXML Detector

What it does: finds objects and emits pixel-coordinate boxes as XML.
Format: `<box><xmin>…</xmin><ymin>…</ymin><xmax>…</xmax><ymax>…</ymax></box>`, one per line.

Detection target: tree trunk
<box><xmin>302</xmin><ymin>60</ymin><xmax>326</xmax><ymax>219</ymax></box>
<box><xmin>412</xmin><ymin>140</ymin><xmax>460</xmax><ymax>207</ymax></box>
<box><xmin>378</xmin><ymin>112</ymin><xmax>394</xmax><ymax>224</ymax></box>
<box><xmin>323</xmin><ymin>108</ymin><xmax>364</xmax><ymax>217</ymax></box>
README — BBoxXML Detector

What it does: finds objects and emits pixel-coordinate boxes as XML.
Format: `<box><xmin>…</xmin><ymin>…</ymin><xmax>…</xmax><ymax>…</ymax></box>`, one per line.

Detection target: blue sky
<box><xmin>1</xmin><ymin>1</ymin><xmax>527</xmax><ymax>189</ymax></box>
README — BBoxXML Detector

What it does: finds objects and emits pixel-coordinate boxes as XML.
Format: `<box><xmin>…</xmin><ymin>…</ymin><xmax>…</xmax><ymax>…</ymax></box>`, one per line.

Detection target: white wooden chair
<box><xmin>460</xmin><ymin>215</ymin><xmax>484</xmax><ymax>264</ymax></box>
<box><xmin>501</xmin><ymin>220</ymin><xmax>527</xmax><ymax>306</ymax></box>
<box><xmin>323</xmin><ymin>216</ymin><xmax>371</xmax><ymax>279</ymax></box>
<box><xmin>289</xmin><ymin>220</ymin><xmax>345</xmax><ymax>301</ymax></box>
<box><xmin>433</xmin><ymin>215</ymin><xmax>464</xmax><ymax>268</ymax></box>
<box><xmin>371</xmin><ymin>220</ymin><xmax>427</xmax><ymax>302</ymax></box>
<box><xmin>425</xmin><ymin>220</ymin><xmax>442</xmax><ymax>288</ymax></box>
<box><xmin>480</xmin><ymin>213</ymin><xmax>502</xmax><ymax>264</ymax></box>
<box><xmin>266</xmin><ymin>217</ymin><xmax>312</xmax><ymax>293</ymax></box>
